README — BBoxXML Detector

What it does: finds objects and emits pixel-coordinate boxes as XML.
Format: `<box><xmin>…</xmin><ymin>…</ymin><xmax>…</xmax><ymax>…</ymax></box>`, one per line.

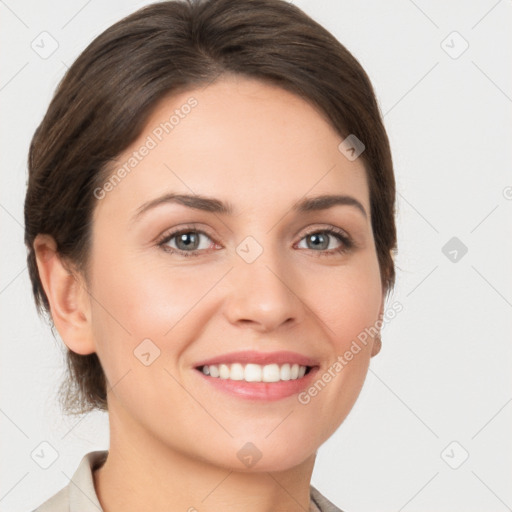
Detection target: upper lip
<box><xmin>194</xmin><ymin>350</ymin><xmax>319</xmax><ymax>368</ymax></box>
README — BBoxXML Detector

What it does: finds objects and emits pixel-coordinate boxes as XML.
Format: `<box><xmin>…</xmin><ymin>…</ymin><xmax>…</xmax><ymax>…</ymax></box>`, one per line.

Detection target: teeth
<box><xmin>280</xmin><ymin>363</ymin><xmax>291</xmax><ymax>381</ymax></box>
<box><xmin>201</xmin><ymin>363</ymin><xmax>309</xmax><ymax>382</ymax></box>
<box><xmin>229</xmin><ymin>363</ymin><xmax>244</xmax><ymax>380</ymax></box>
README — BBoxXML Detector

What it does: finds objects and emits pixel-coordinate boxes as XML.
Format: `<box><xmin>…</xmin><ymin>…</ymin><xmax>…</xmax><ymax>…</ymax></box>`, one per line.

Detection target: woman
<box><xmin>25</xmin><ymin>0</ymin><xmax>397</xmax><ymax>510</ymax></box>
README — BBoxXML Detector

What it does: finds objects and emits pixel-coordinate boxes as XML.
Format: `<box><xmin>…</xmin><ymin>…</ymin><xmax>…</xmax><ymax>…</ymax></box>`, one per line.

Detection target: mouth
<box><xmin>192</xmin><ymin>350</ymin><xmax>320</xmax><ymax>400</ymax></box>
<box><xmin>195</xmin><ymin>362</ymin><xmax>315</xmax><ymax>383</ymax></box>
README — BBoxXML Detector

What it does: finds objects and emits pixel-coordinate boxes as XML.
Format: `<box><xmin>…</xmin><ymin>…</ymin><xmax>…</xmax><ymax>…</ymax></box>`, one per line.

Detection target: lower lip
<box><xmin>194</xmin><ymin>367</ymin><xmax>320</xmax><ymax>401</ymax></box>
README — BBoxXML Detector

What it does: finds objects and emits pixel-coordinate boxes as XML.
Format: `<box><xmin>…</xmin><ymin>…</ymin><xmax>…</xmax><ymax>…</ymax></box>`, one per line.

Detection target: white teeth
<box><xmin>262</xmin><ymin>364</ymin><xmax>280</xmax><ymax>382</ymax></box>
<box><xmin>280</xmin><ymin>363</ymin><xmax>291</xmax><ymax>381</ymax></box>
<box><xmin>229</xmin><ymin>363</ymin><xmax>245</xmax><ymax>380</ymax></box>
<box><xmin>245</xmin><ymin>363</ymin><xmax>262</xmax><ymax>382</ymax></box>
<box><xmin>201</xmin><ymin>363</ymin><xmax>310</xmax><ymax>382</ymax></box>
<box><xmin>219</xmin><ymin>364</ymin><xmax>230</xmax><ymax>379</ymax></box>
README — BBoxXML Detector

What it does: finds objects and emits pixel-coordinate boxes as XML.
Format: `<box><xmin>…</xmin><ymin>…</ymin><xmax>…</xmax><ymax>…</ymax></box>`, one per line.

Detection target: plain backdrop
<box><xmin>1</xmin><ymin>1</ymin><xmax>511</xmax><ymax>511</ymax></box>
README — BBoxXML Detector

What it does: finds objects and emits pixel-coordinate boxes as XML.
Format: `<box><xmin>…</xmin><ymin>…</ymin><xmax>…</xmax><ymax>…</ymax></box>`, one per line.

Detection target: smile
<box><xmin>198</xmin><ymin>363</ymin><xmax>312</xmax><ymax>382</ymax></box>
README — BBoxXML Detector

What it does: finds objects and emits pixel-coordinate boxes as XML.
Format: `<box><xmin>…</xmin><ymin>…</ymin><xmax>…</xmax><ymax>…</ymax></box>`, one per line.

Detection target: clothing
<box><xmin>32</xmin><ymin>450</ymin><xmax>343</xmax><ymax>512</ymax></box>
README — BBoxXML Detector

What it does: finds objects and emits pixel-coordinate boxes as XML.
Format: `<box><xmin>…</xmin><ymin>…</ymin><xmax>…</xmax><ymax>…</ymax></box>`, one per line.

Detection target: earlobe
<box><xmin>33</xmin><ymin>234</ymin><xmax>96</xmax><ymax>355</ymax></box>
<box><xmin>371</xmin><ymin>291</ymin><xmax>386</xmax><ymax>358</ymax></box>
<box><xmin>370</xmin><ymin>334</ymin><xmax>381</xmax><ymax>357</ymax></box>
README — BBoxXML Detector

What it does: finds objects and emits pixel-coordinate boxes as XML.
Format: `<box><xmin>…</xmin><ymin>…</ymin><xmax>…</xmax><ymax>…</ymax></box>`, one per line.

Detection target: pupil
<box><xmin>309</xmin><ymin>233</ymin><xmax>327</xmax><ymax>250</ymax></box>
<box><xmin>178</xmin><ymin>232</ymin><xmax>197</xmax><ymax>250</ymax></box>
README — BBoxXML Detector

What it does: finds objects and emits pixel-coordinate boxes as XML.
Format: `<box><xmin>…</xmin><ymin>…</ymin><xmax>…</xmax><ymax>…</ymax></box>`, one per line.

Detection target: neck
<box><xmin>93</xmin><ymin>401</ymin><xmax>317</xmax><ymax>512</ymax></box>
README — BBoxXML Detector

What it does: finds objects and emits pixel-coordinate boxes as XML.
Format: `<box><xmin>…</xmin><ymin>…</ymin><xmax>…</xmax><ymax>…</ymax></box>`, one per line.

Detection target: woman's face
<box><xmin>85</xmin><ymin>75</ymin><xmax>384</xmax><ymax>471</ymax></box>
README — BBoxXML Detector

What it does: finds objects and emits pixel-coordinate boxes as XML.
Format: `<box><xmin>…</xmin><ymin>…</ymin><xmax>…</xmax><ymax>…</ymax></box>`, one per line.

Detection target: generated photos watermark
<box><xmin>298</xmin><ymin>300</ymin><xmax>403</xmax><ymax>405</ymax></box>
<box><xmin>93</xmin><ymin>97</ymin><xmax>198</xmax><ymax>200</ymax></box>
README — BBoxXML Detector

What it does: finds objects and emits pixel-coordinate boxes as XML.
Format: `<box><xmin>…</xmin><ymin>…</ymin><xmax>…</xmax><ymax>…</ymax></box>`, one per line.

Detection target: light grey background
<box><xmin>1</xmin><ymin>1</ymin><xmax>511</xmax><ymax>511</ymax></box>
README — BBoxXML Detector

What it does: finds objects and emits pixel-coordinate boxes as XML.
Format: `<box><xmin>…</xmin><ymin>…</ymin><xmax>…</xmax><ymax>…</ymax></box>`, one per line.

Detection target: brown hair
<box><xmin>24</xmin><ymin>0</ymin><xmax>397</xmax><ymax>415</ymax></box>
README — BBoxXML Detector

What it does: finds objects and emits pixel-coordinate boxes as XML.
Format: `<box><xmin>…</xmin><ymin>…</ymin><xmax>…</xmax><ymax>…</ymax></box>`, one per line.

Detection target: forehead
<box><xmin>94</xmin><ymin>76</ymin><xmax>369</xmax><ymax>223</ymax></box>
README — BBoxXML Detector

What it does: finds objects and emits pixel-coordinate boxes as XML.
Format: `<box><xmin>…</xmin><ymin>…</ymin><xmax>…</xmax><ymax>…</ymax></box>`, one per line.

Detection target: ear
<box><xmin>33</xmin><ymin>234</ymin><xmax>96</xmax><ymax>355</ymax></box>
<box><xmin>370</xmin><ymin>291</ymin><xmax>386</xmax><ymax>358</ymax></box>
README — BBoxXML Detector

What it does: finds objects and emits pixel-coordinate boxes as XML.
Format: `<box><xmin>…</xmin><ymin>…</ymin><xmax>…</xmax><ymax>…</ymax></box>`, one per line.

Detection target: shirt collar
<box><xmin>68</xmin><ymin>450</ymin><xmax>107</xmax><ymax>512</ymax></box>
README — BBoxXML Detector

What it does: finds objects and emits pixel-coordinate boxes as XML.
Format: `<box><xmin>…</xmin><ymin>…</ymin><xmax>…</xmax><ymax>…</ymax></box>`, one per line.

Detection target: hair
<box><xmin>24</xmin><ymin>0</ymin><xmax>397</xmax><ymax>415</ymax></box>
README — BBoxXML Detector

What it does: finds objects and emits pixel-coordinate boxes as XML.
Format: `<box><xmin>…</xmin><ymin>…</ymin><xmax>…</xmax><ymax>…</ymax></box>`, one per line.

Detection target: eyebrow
<box><xmin>131</xmin><ymin>192</ymin><xmax>367</xmax><ymax>223</ymax></box>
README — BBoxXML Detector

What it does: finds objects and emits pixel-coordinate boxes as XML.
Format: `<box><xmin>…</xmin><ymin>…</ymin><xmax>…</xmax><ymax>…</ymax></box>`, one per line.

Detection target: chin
<box><xmin>206</xmin><ymin>437</ymin><xmax>318</xmax><ymax>474</ymax></box>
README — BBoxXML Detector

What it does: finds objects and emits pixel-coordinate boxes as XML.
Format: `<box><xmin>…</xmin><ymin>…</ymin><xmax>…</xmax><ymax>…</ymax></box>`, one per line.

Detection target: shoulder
<box><xmin>310</xmin><ymin>484</ymin><xmax>346</xmax><ymax>512</ymax></box>
<box><xmin>31</xmin><ymin>485</ymin><xmax>68</xmax><ymax>512</ymax></box>
<box><xmin>30</xmin><ymin>450</ymin><xmax>108</xmax><ymax>512</ymax></box>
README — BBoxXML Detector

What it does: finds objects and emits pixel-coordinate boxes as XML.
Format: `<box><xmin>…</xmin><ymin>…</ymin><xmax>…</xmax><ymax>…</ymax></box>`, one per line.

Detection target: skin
<box><xmin>35</xmin><ymin>74</ymin><xmax>385</xmax><ymax>512</ymax></box>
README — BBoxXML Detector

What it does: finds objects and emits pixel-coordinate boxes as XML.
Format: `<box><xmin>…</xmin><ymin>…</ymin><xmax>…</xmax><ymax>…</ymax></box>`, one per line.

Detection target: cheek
<box><xmin>119</xmin><ymin>262</ymin><xmax>223</xmax><ymax>336</ymax></box>
<box><xmin>299</xmin><ymin>256</ymin><xmax>381</xmax><ymax>435</ymax></box>
<box><xmin>305</xmin><ymin>256</ymin><xmax>382</xmax><ymax>348</ymax></box>
<box><xmin>88</xmin><ymin>249</ymin><xmax>219</xmax><ymax>364</ymax></box>
<box><xmin>90</xmin><ymin>236</ymin><xmax>188</xmax><ymax>328</ymax></box>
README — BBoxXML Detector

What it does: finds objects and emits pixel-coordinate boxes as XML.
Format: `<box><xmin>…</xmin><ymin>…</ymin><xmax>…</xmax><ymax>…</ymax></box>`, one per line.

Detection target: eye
<box><xmin>295</xmin><ymin>227</ymin><xmax>353</xmax><ymax>256</ymax></box>
<box><xmin>156</xmin><ymin>226</ymin><xmax>219</xmax><ymax>257</ymax></box>
<box><xmin>156</xmin><ymin>225</ymin><xmax>354</xmax><ymax>258</ymax></box>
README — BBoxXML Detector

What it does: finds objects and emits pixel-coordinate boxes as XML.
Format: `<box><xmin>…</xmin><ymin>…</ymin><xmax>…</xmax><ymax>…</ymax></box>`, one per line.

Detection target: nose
<box><xmin>222</xmin><ymin>245</ymin><xmax>305</xmax><ymax>332</ymax></box>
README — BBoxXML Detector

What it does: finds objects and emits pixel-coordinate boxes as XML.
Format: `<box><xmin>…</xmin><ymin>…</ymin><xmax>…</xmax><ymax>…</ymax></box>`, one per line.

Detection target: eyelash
<box><xmin>156</xmin><ymin>224</ymin><xmax>354</xmax><ymax>258</ymax></box>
